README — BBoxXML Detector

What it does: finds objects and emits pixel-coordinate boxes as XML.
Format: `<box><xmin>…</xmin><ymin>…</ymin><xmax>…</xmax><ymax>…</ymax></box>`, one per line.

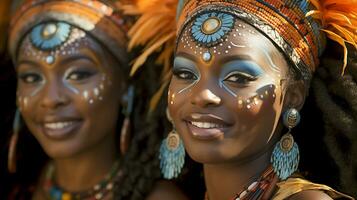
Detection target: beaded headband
<box><xmin>9</xmin><ymin>0</ymin><xmax>132</xmax><ymax>66</ymax></box>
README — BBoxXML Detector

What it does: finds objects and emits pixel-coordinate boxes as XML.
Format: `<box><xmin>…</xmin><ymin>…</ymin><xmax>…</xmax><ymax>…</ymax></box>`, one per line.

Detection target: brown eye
<box><xmin>224</xmin><ymin>72</ymin><xmax>257</xmax><ymax>84</ymax></box>
<box><xmin>173</xmin><ymin>69</ymin><xmax>198</xmax><ymax>80</ymax></box>
<box><xmin>66</xmin><ymin>71</ymin><xmax>94</xmax><ymax>81</ymax></box>
<box><xmin>19</xmin><ymin>73</ymin><xmax>43</xmax><ymax>84</ymax></box>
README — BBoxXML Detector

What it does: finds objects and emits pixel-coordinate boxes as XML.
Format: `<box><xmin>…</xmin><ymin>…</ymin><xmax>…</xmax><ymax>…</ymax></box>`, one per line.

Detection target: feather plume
<box><xmin>120</xmin><ymin>0</ymin><xmax>178</xmax><ymax>111</ymax></box>
<box><xmin>307</xmin><ymin>0</ymin><xmax>357</xmax><ymax>74</ymax></box>
<box><xmin>0</xmin><ymin>0</ymin><xmax>12</xmax><ymax>55</ymax></box>
<box><xmin>120</xmin><ymin>0</ymin><xmax>177</xmax><ymax>76</ymax></box>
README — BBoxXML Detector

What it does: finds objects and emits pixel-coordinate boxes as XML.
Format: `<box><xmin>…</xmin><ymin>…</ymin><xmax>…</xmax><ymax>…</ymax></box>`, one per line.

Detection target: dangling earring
<box><xmin>271</xmin><ymin>108</ymin><xmax>300</xmax><ymax>180</ymax></box>
<box><xmin>159</xmin><ymin>108</ymin><xmax>185</xmax><ymax>179</ymax></box>
<box><xmin>120</xmin><ymin>86</ymin><xmax>134</xmax><ymax>155</ymax></box>
<box><xmin>8</xmin><ymin>109</ymin><xmax>21</xmax><ymax>173</ymax></box>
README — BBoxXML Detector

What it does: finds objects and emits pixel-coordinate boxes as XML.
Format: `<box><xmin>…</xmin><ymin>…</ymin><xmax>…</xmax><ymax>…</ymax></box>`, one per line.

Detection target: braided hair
<box><xmin>311</xmin><ymin>42</ymin><xmax>357</xmax><ymax>197</ymax></box>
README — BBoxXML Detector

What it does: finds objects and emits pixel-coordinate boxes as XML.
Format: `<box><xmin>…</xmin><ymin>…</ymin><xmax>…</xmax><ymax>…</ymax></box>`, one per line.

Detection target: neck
<box><xmin>52</xmin><ymin>133</ymin><xmax>118</xmax><ymax>192</ymax></box>
<box><xmin>204</xmin><ymin>148</ymin><xmax>273</xmax><ymax>200</ymax></box>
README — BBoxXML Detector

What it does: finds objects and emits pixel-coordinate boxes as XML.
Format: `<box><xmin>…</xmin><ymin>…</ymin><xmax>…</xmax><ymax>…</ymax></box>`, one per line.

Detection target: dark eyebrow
<box><xmin>175</xmin><ymin>51</ymin><xmax>198</xmax><ymax>63</ymax></box>
<box><xmin>16</xmin><ymin>60</ymin><xmax>39</xmax><ymax>69</ymax></box>
<box><xmin>59</xmin><ymin>54</ymin><xmax>99</xmax><ymax>67</ymax></box>
<box><xmin>220</xmin><ymin>55</ymin><xmax>254</xmax><ymax>64</ymax></box>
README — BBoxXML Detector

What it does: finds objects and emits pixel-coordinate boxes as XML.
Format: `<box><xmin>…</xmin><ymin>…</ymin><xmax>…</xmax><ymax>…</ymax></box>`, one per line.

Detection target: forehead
<box><xmin>176</xmin><ymin>12</ymin><xmax>289</xmax><ymax>75</ymax></box>
<box><xmin>17</xmin><ymin>22</ymin><xmax>109</xmax><ymax>69</ymax></box>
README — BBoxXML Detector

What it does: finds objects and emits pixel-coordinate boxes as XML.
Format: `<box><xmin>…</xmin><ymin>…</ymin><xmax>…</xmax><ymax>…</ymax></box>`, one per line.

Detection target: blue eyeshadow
<box><xmin>173</xmin><ymin>56</ymin><xmax>199</xmax><ymax>74</ymax></box>
<box><xmin>221</xmin><ymin>60</ymin><xmax>264</xmax><ymax>77</ymax></box>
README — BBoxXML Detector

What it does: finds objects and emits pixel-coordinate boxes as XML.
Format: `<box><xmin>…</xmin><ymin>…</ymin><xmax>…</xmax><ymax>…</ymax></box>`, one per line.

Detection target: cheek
<box><xmin>66</xmin><ymin>74</ymin><xmax>112</xmax><ymax>106</ymax></box>
<box><xmin>168</xmin><ymin>79</ymin><xmax>195</xmax><ymax>118</ymax></box>
<box><xmin>16</xmin><ymin>82</ymin><xmax>45</xmax><ymax>112</ymax></box>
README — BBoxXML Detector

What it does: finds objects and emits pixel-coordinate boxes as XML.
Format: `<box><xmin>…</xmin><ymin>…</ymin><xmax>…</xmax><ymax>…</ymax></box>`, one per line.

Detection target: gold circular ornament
<box><xmin>42</xmin><ymin>23</ymin><xmax>58</xmax><ymax>38</ymax></box>
<box><xmin>166</xmin><ymin>131</ymin><xmax>180</xmax><ymax>150</ymax></box>
<box><xmin>280</xmin><ymin>134</ymin><xmax>294</xmax><ymax>152</ymax></box>
<box><xmin>201</xmin><ymin>17</ymin><xmax>221</xmax><ymax>35</ymax></box>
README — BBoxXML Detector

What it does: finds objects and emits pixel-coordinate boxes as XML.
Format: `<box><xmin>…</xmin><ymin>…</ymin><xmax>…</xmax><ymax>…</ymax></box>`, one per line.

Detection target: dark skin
<box><xmin>16</xmin><ymin>30</ymin><xmax>123</xmax><ymax>198</ymax></box>
<box><xmin>169</xmin><ymin>19</ymin><xmax>332</xmax><ymax>200</ymax></box>
<box><xmin>16</xmin><ymin>28</ymin><xmax>188</xmax><ymax>200</ymax></box>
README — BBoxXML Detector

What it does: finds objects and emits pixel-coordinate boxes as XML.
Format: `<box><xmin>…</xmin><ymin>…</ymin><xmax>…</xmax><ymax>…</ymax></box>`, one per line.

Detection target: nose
<box><xmin>40</xmin><ymin>79</ymin><xmax>69</xmax><ymax>109</ymax></box>
<box><xmin>191</xmin><ymin>88</ymin><xmax>221</xmax><ymax>107</ymax></box>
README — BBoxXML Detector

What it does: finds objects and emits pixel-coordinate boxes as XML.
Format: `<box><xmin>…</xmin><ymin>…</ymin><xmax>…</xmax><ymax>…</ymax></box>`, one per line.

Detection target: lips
<box><xmin>184</xmin><ymin>113</ymin><xmax>232</xmax><ymax>140</ymax></box>
<box><xmin>41</xmin><ymin>117</ymin><xmax>83</xmax><ymax>140</ymax></box>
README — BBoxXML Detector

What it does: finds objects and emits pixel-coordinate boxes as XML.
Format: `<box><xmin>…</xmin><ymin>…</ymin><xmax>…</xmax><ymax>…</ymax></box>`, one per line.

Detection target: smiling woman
<box><xmin>127</xmin><ymin>0</ymin><xmax>357</xmax><ymax>199</ymax></box>
<box><xmin>1</xmin><ymin>0</ymin><xmax>188</xmax><ymax>200</ymax></box>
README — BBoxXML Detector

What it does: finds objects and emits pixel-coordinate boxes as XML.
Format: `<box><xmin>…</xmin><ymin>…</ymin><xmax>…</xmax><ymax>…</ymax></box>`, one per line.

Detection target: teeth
<box><xmin>190</xmin><ymin>121</ymin><xmax>223</xmax><ymax>129</ymax></box>
<box><xmin>44</xmin><ymin>121</ymin><xmax>74</xmax><ymax>130</ymax></box>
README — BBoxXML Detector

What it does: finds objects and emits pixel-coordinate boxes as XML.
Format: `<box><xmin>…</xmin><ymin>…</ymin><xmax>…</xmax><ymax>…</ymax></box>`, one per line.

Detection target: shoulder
<box><xmin>146</xmin><ymin>180</ymin><xmax>189</xmax><ymax>200</ymax></box>
<box><xmin>287</xmin><ymin>190</ymin><xmax>334</xmax><ymax>200</ymax></box>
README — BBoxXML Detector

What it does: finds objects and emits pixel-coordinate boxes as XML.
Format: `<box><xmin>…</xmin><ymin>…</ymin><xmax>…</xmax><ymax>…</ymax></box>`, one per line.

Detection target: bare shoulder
<box><xmin>287</xmin><ymin>190</ymin><xmax>334</xmax><ymax>200</ymax></box>
<box><xmin>146</xmin><ymin>180</ymin><xmax>189</xmax><ymax>200</ymax></box>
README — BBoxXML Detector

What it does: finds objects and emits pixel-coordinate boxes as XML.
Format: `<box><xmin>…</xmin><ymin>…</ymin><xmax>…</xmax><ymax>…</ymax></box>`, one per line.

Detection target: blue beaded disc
<box><xmin>191</xmin><ymin>12</ymin><xmax>234</xmax><ymax>46</ymax></box>
<box><xmin>30</xmin><ymin>22</ymin><xmax>71</xmax><ymax>51</ymax></box>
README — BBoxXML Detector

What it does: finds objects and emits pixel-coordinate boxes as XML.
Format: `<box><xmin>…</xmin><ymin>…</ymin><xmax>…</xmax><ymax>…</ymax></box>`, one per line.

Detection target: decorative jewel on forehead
<box><xmin>191</xmin><ymin>12</ymin><xmax>234</xmax><ymax>47</ymax></box>
<box><xmin>30</xmin><ymin>22</ymin><xmax>71</xmax><ymax>51</ymax></box>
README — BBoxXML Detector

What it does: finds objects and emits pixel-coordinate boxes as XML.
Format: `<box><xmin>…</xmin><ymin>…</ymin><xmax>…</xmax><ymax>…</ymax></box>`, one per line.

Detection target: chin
<box><xmin>183</xmin><ymin>140</ymin><xmax>236</xmax><ymax>164</ymax></box>
<box><xmin>40</xmin><ymin>139</ymin><xmax>85</xmax><ymax>159</ymax></box>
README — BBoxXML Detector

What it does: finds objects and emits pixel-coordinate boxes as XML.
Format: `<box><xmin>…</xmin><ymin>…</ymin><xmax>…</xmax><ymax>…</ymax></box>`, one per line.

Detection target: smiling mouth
<box><xmin>42</xmin><ymin>120</ymin><xmax>83</xmax><ymax>140</ymax></box>
<box><xmin>189</xmin><ymin>121</ymin><xmax>226</xmax><ymax>129</ymax></box>
<box><xmin>184</xmin><ymin>114</ymin><xmax>232</xmax><ymax>140</ymax></box>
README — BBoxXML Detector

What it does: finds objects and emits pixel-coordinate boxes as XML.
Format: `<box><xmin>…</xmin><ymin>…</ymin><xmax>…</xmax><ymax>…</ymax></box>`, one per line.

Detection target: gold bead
<box><xmin>62</xmin><ymin>193</ymin><xmax>72</xmax><ymax>200</ymax></box>
<box><xmin>201</xmin><ymin>17</ymin><xmax>221</xmax><ymax>34</ymax></box>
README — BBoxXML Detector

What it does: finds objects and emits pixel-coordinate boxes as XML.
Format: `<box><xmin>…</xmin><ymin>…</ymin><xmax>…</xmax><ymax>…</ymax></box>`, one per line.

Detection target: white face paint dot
<box><xmin>89</xmin><ymin>99</ymin><xmax>94</xmax><ymax>104</ymax></box>
<box><xmin>247</xmin><ymin>105</ymin><xmax>251</xmax><ymax>109</ymax></box>
<box><xmin>202</xmin><ymin>52</ymin><xmax>212</xmax><ymax>62</ymax></box>
<box><xmin>94</xmin><ymin>88</ymin><xmax>99</xmax><ymax>96</ymax></box>
<box><xmin>46</xmin><ymin>55</ymin><xmax>55</xmax><ymax>64</ymax></box>
<box><xmin>83</xmin><ymin>91</ymin><xmax>89</xmax><ymax>99</ymax></box>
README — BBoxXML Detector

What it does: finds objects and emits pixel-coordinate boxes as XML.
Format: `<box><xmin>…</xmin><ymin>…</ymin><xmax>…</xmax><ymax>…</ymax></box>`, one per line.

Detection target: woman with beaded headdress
<box><xmin>0</xmin><ymin>0</ymin><xmax>189</xmax><ymax>199</ymax></box>
<box><xmin>126</xmin><ymin>0</ymin><xmax>357</xmax><ymax>199</ymax></box>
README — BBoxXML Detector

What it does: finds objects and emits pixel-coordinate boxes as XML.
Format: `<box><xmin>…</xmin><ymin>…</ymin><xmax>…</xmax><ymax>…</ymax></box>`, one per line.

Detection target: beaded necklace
<box><xmin>205</xmin><ymin>166</ymin><xmax>278</xmax><ymax>200</ymax></box>
<box><xmin>43</xmin><ymin>161</ymin><xmax>122</xmax><ymax>200</ymax></box>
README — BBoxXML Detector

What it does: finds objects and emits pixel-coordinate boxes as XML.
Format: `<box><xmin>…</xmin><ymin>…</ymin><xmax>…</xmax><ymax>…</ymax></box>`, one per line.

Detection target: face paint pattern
<box><xmin>22</xmin><ymin>27</ymin><xmax>88</xmax><ymax>66</ymax></box>
<box><xmin>17</xmin><ymin>24</ymin><xmax>112</xmax><ymax>110</ymax></box>
<box><xmin>79</xmin><ymin>74</ymin><xmax>112</xmax><ymax>105</ymax></box>
<box><xmin>177</xmin><ymin>12</ymin><xmax>287</xmax><ymax>114</ymax></box>
<box><xmin>236</xmin><ymin>84</ymin><xmax>277</xmax><ymax>110</ymax></box>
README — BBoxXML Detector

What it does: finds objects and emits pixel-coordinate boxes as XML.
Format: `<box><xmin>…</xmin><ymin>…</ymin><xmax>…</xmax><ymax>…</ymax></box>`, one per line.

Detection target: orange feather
<box><xmin>120</xmin><ymin>0</ymin><xmax>178</xmax><ymax>111</ymax></box>
<box><xmin>307</xmin><ymin>0</ymin><xmax>357</xmax><ymax>74</ymax></box>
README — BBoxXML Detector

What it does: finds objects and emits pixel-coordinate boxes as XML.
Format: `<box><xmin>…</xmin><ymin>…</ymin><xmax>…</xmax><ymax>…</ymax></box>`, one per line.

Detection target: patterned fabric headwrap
<box><xmin>9</xmin><ymin>0</ymin><xmax>131</xmax><ymax>66</ymax></box>
<box><xmin>125</xmin><ymin>0</ymin><xmax>357</xmax><ymax>109</ymax></box>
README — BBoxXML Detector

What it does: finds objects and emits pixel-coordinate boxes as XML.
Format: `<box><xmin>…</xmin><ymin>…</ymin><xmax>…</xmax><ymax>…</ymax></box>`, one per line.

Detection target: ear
<box><xmin>283</xmin><ymin>79</ymin><xmax>306</xmax><ymax>111</ymax></box>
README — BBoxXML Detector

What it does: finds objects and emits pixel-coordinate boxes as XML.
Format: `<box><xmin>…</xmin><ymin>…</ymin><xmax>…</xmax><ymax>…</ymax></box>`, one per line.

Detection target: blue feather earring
<box><xmin>159</xmin><ymin>108</ymin><xmax>185</xmax><ymax>179</ymax></box>
<box><xmin>271</xmin><ymin>108</ymin><xmax>300</xmax><ymax>180</ymax></box>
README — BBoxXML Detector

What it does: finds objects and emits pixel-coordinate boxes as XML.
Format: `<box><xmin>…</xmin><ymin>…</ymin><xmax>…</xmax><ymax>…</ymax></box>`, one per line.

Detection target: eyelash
<box><xmin>173</xmin><ymin>69</ymin><xmax>198</xmax><ymax>80</ymax></box>
<box><xmin>224</xmin><ymin>72</ymin><xmax>257</xmax><ymax>84</ymax></box>
<box><xmin>19</xmin><ymin>73</ymin><xmax>43</xmax><ymax>84</ymax></box>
